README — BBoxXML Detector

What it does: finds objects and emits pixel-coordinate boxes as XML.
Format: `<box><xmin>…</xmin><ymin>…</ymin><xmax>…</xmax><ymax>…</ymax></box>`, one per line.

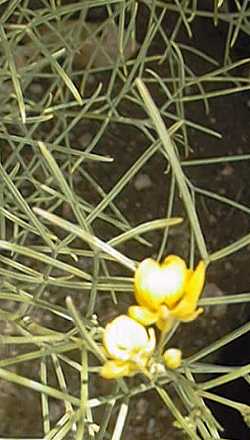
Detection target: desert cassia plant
<box><xmin>0</xmin><ymin>1</ymin><xmax>250</xmax><ymax>439</ymax></box>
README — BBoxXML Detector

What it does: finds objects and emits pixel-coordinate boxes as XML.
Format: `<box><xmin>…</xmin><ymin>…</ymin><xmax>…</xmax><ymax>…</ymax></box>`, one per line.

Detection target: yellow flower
<box><xmin>163</xmin><ymin>348</ymin><xmax>182</xmax><ymax>369</ymax></box>
<box><xmin>129</xmin><ymin>256</ymin><xmax>206</xmax><ymax>331</ymax></box>
<box><xmin>134</xmin><ymin>256</ymin><xmax>187</xmax><ymax>309</ymax></box>
<box><xmin>100</xmin><ymin>315</ymin><xmax>156</xmax><ymax>379</ymax></box>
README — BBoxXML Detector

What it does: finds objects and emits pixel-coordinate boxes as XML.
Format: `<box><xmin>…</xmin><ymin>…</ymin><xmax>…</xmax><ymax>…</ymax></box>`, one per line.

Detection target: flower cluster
<box><xmin>100</xmin><ymin>255</ymin><xmax>206</xmax><ymax>380</ymax></box>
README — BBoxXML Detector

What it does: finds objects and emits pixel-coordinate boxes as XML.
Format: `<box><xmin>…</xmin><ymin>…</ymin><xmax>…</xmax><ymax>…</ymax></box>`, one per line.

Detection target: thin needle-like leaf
<box><xmin>0</xmin><ymin>25</ymin><xmax>26</xmax><ymax>123</ymax></box>
<box><xmin>33</xmin><ymin>208</ymin><xmax>136</xmax><ymax>271</ymax></box>
<box><xmin>136</xmin><ymin>78</ymin><xmax>208</xmax><ymax>261</ymax></box>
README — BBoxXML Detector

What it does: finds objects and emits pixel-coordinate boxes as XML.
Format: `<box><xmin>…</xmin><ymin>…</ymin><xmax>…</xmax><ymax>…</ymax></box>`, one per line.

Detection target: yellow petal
<box><xmin>163</xmin><ymin>348</ymin><xmax>182</xmax><ymax>369</ymax></box>
<box><xmin>179</xmin><ymin>307</ymin><xmax>203</xmax><ymax>322</ymax></box>
<box><xmin>128</xmin><ymin>305</ymin><xmax>159</xmax><ymax>326</ymax></box>
<box><xmin>100</xmin><ymin>360</ymin><xmax>130</xmax><ymax>379</ymax></box>
<box><xmin>185</xmin><ymin>260</ymin><xmax>206</xmax><ymax>300</ymax></box>
<box><xmin>162</xmin><ymin>255</ymin><xmax>187</xmax><ymax>307</ymax></box>
<box><xmin>171</xmin><ymin>261</ymin><xmax>206</xmax><ymax>321</ymax></box>
<box><xmin>134</xmin><ymin>256</ymin><xmax>187</xmax><ymax>310</ymax></box>
<box><xmin>134</xmin><ymin>259</ymin><xmax>167</xmax><ymax>309</ymax></box>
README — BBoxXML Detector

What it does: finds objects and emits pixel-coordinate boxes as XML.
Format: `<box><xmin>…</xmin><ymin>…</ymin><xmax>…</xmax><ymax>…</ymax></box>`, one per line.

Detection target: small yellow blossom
<box><xmin>163</xmin><ymin>348</ymin><xmax>182</xmax><ymax>369</ymax></box>
<box><xmin>134</xmin><ymin>256</ymin><xmax>187</xmax><ymax>309</ymax></box>
<box><xmin>100</xmin><ymin>315</ymin><xmax>156</xmax><ymax>379</ymax></box>
<box><xmin>129</xmin><ymin>256</ymin><xmax>206</xmax><ymax>331</ymax></box>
